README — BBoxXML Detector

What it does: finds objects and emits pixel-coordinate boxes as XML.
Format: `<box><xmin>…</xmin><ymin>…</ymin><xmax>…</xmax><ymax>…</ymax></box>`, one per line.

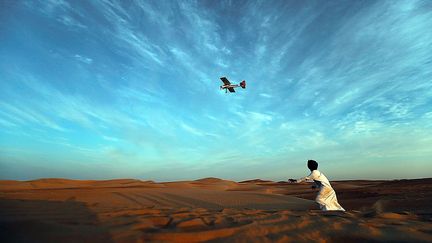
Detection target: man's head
<box><xmin>307</xmin><ymin>160</ymin><xmax>318</xmax><ymax>171</ymax></box>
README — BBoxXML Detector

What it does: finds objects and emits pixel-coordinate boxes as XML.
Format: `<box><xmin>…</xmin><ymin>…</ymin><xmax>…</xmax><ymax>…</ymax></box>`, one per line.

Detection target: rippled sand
<box><xmin>1</xmin><ymin>178</ymin><xmax>431</xmax><ymax>242</ymax></box>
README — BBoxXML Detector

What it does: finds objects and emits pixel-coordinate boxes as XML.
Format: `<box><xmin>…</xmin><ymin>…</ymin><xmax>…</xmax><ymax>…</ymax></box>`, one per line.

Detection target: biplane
<box><xmin>220</xmin><ymin>77</ymin><xmax>246</xmax><ymax>93</ymax></box>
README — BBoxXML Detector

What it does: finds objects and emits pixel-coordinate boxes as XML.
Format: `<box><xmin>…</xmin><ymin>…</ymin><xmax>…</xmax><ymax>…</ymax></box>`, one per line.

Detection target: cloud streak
<box><xmin>0</xmin><ymin>0</ymin><xmax>431</xmax><ymax>180</ymax></box>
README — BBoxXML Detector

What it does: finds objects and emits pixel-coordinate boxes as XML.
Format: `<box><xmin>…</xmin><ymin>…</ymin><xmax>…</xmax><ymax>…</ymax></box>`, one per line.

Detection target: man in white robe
<box><xmin>290</xmin><ymin>160</ymin><xmax>345</xmax><ymax>211</ymax></box>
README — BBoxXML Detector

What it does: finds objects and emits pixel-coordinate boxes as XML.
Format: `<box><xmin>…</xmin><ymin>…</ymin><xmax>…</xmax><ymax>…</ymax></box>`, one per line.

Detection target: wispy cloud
<box><xmin>74</xmin><ymin>54</ymin><xmax>93</xmax><ymax>64</ymax></box>
<box><xmin>1</xmin><ymin>0</ymin><xmax>431</xmax><ymax>180</ymax></box>
<box><xmin>180</xmin><ymin>122</ymin><xmax>212</xmax><ymax>138</ymax></box>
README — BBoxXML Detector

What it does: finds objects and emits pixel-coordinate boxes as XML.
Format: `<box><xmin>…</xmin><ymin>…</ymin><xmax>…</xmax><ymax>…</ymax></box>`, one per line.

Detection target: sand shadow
<box><xmin>0</xmin><ymin>198</ymin><xmax>113</xmax><ymax>243</ymax></box>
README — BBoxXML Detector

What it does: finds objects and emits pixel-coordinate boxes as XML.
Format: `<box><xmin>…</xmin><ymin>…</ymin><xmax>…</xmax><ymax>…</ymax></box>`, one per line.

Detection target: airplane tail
<box><xmin>240</xmin><ymin>80</ymin><xmax>246</xmax><ymax>89</ymax></box>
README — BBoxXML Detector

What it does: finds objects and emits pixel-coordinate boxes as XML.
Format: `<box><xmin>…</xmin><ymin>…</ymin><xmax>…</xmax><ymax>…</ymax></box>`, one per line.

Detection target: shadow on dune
<box><xmin>0</xmin><ymin>198</ymin><xmax>113</xmax><ymax>243</ymax></box>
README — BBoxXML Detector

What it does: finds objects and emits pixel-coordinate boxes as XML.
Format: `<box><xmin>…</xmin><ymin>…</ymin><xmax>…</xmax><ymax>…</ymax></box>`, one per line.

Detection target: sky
<box><xmin>0</xmin><ymin>0</ymin><xmax>431</xmax><ymax>181</ymax></box>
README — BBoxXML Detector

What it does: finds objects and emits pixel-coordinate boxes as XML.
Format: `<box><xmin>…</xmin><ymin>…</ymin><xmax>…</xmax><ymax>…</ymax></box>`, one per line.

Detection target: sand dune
<box><xmin>1</xmin><ymin>178</ymin><xmax>431</xmax><ymax>242</ymax></box>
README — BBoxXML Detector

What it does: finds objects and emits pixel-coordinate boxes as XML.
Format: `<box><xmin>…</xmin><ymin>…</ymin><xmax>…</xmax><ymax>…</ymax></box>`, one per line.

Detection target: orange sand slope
<box><xmin>1</xmin><ymin>178</ymin><xmax>431</xmax><ymax>242</ymax></box>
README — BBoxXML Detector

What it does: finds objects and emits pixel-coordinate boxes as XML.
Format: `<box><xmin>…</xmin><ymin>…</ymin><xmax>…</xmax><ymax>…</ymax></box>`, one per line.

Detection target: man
<box><xmin>289</xmin><ymin>160</ymin><xmax>345</xmax><ymax>211</ymax></box>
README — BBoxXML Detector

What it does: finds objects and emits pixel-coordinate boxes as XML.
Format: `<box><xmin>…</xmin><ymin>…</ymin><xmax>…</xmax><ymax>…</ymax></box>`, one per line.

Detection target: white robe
<box><xmin>296</xmin><ymin>170</ymin><xmax>345</xmax><ymax>211</ymax></box>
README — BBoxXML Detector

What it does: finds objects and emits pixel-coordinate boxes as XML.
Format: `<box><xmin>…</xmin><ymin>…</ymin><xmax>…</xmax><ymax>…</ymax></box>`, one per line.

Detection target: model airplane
<box><xmin>220</xmin><ymin>77</ymin><xmax>246</xmax><ymax>93</ymax></box>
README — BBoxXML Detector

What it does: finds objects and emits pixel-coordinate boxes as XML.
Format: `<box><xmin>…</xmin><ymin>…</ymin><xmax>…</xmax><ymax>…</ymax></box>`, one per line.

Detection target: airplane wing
<box><xmin>220</xmin><ymin>77</ymin><xmax>231</xmax><ymax>85</ymax></box>
<box><xmin>228</xmin><ymin>87</ymin><xmax>236</xmax><ymax>93</ymax></box>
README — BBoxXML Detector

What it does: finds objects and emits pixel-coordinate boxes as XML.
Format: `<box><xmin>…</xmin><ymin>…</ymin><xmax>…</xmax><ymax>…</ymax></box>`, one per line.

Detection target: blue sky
<box><xmin>1</xmin><ymin>0</ymin><xmax>431</xmax><ymax>181</ymax></box>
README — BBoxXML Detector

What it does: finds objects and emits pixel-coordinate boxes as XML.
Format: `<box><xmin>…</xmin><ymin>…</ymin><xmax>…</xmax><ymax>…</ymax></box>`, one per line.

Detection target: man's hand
<box><xmin>288</xmin><ymin>179</ymin><xmax>296</xmax><ymax>183</ymax></box>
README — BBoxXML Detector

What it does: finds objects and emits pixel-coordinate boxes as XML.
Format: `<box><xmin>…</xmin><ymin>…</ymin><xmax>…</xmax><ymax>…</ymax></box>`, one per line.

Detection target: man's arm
<box><xmin>292</xmin><ymin>170</ymin><xmax>319</xmax><ymax>183</ymax></box>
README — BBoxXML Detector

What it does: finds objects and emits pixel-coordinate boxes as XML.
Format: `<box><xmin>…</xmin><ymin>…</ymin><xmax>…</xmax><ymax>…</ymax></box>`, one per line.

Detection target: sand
<box><xmin>1</xmin><ymin>178</ymin><xmax>431</xmax><ymax>242</ymax></box>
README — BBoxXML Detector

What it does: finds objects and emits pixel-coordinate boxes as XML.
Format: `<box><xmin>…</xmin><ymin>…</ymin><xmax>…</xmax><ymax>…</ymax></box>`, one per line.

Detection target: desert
<box><xmin>2</xmin><ymin>1</ymin><xmax>432</xmax><ymax>242</ymax></box>
<box><xmin>1</xmin><ymin>178</ymin><xmax>431</xmax><ymax>242</ymax></box>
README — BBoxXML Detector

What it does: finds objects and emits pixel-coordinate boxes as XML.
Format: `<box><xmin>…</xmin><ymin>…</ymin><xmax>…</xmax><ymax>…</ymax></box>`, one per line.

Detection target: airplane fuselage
<box><xmin>220</xmin><ymin>84</ymin><xmax>240</xmax><ymax>90</ymax></box>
